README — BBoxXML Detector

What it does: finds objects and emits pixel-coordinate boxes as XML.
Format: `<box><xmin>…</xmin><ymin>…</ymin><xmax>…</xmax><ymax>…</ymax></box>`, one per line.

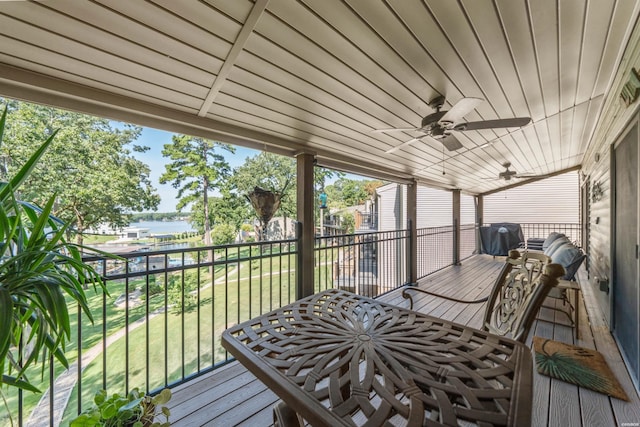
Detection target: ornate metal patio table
<box><xmin>221</xmin><ymin>289</ymin><xmax>533</xmax><ymax>427</ymax></box>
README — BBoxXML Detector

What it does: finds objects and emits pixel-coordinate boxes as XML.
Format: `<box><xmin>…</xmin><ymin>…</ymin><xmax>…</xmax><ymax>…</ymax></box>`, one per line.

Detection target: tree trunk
<box><xmin>203</xmin><ymin>178</ymin><xmax>211</xmax><ymax>247</ymax></box>
<box><xmin>74</xmin><ymin>212</ymin><xmax>84</xmax><ymax>246</ymax></box>
<box><xmin>202</xmin><ymin>176</ymin><xmax>214</xmax><ymax>284</ymax></box>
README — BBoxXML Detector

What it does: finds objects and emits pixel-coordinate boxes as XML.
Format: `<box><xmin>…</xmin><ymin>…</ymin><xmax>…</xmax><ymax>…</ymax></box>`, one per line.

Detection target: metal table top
<box><xmin>222</xmin><ymin>289</ymin><xmax>533</xmax><ymax>427</ymax></box>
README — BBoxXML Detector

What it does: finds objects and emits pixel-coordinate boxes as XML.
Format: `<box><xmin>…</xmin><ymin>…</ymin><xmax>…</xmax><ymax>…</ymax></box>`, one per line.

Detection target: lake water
<box><xmin>130</xmin><ymin>220</ymin><xmax>195</xmax><ymax>234</ymax></box>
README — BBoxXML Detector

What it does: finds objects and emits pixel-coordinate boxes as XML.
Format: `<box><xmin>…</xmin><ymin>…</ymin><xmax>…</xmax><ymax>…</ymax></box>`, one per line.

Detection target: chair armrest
<box><xmin>402</xmin><ymin>286</ymin><xmax>488</xmax><ymax>310</ymax></box>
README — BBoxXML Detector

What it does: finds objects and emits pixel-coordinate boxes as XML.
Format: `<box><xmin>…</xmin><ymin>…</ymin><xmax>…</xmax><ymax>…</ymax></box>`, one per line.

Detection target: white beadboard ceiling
<box><xmin>0</xmin><ymin>0</ymin><xmax>638</xmax><ymax>195</ymax></box>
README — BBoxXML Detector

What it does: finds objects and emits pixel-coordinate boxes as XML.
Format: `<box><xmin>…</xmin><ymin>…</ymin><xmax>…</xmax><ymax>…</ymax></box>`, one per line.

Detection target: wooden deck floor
<box><xmin>166</xmin><ymin>255</ymin><xmax>640</xmax><ymax>426</ymax></box>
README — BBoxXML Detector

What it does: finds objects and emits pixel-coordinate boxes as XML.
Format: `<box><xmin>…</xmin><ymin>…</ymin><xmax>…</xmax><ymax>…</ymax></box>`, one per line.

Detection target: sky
<box><xmin>130</xmin><ymin>127</ymin><xmax>261</xmax><ymax>212</ymax></box>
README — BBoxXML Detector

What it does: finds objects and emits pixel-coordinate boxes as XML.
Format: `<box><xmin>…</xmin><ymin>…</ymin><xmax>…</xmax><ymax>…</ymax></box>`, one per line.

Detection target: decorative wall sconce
<box><xmin>592</xmin><ymin>181</ymin><xmax>604</xmax><ymax>203</ymax></box>
<box><xmin>620</xmin><ymin>68</ymin><xmax>640</xmax><ymax>106</ymax></box>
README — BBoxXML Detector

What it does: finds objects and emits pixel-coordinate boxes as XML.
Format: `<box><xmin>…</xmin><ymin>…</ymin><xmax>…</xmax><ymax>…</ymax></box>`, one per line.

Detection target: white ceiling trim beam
<box><xmin>317</xmin><ymin>156</ymin><xmax>417</xmax><ymax>186</ymax></box>
<box><xmin>478</xmin><ymin>165</ymin><xmax>581</xmax><ymax>197</ymax></box>
<box><xmin>197</xmin><ymin>0</ymin><xmax>269</xmax><ymax>117</ymax></box>
<box><xmin>0</xmin><ymin>63</ymin><xmax>419</xmax><ymax>185</ymax></box>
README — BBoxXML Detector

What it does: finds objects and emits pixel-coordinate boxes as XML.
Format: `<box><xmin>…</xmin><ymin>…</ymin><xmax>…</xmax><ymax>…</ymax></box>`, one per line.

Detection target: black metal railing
<box><xmin>6</xmin><ymin>221</ymin><xmax>580</xmax><ymax>425</ymax></box>
<box><xmin>460</xmin><ymin>223</ymin><xmax>478</xmax><ymax>260</ymax></box>
<box><xmin>517</xmin><ymin>223</ymin><xmax>582</xmax><ymax>248</ymax></box>
<box><xmin>5</xmin><ymin>238</ymin><xmax>298</xmax><ymax>426</ymax></box>
<box><xmin>315</xmin><ymin>229</ymin><xmax>410</xmax><ymax>298</ymax></box>
<box><xmin>416</xmin><ymin>225</ymin><xmax>455</xmax><ymax>279</ymax></box>
<box><xmin>355</xmin><ymin>212</ymin><xmax>377</xmax><ymax>231</ymax></box>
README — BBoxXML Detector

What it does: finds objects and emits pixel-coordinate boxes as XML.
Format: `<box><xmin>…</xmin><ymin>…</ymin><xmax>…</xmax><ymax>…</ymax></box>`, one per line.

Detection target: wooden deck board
<box><xmin>166</xmin><ymin>255</ymin><xmax>640</xmax><ymax>426</ymax></box>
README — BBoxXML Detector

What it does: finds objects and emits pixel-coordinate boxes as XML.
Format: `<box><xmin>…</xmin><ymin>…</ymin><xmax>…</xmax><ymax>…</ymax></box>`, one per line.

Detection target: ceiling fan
<box><xmin>373</xmin><ymin>96</ymin><xmax>531</xmax><ymax>154</ymax></box>
<box><xmin>494</xmin><ymin>162</ymin><xmax>547</xmax><ymax>181</ymax></box>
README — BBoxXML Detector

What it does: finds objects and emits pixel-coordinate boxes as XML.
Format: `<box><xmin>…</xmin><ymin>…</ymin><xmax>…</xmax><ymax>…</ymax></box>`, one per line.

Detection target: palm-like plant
<box><xmin>0</xmin><ymin>106</ymin><xmax>106</xmax><ymax>393</ymax></box>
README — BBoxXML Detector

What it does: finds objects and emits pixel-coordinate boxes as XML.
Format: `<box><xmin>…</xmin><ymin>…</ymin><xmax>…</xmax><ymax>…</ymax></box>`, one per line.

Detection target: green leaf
<box><xmin>152</xmin><ymin>388</ymin><xmax>172</xmax><ymax>405</ymax></box>
<box><xmin>0</xmin><ymin>288</ymin><xmax>13</xmax><ymax>362</ymax></box>
<box><xmin>121</xmin><ymin>397</ymin><xmax>143</xmax><ymax>411</ymax></box>
<box><xmin>94</xmin><ymin>389</ymin><xmax>107</xmax><ymax>405</ymax></box>
<box><xmin>0</xmin><ymin>127</ymin><xmax>58</xmax><ymax>202</ymax></box>
<box><xmin>0</xmin><ymin>106</ymin><xmax>7</xmax><ymax>147</ymax></box>
<box><xmin>101</xmin><ymin>402</ymin><xmax>118</xmax><ymax>419</ymax></box>
<box><xmin>1</xmin><ymin>374</ymin><xmax>41</xmax><ymax>393</ymax></box>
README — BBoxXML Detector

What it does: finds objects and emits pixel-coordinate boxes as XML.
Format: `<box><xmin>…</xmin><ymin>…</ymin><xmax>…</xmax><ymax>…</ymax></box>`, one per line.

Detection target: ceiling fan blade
<box><xmin>440</xmin><ymin>97</ymin><xmax>483</xmax><ymax>122</ymax></box>
<box><xmin>385</xmin><ymin>137</ymin><xmax>422</xmax><ymax>154</ymax></box>
<box><xmin>372</xmin><ymin>128</ymin><xmax>420</xmax><ymax>133</ymax></box>
<box><xmin>454</xmin><ymin>117</ymin><xmax>531</xmax><ymax>131</ymax></box>
<box><xmin>515</xmin><ymin>173</ymin><xmax>550</xmax><ymax>179</ymax></box>
<box><xmin>439</xmin><ymin>133</ymin><xmax>464</xmax><ymax>151</ymax></box>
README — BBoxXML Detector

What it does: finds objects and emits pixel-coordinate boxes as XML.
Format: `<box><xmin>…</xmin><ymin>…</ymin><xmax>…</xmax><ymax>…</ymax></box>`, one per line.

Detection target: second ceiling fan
<box><xmin>374</xmin><ymin>96</ymin><xmax>531</xmax><ymax>154</ymax></box>
<box><xmin>493</xmin><ymin>162</ymin><xmax>548</xmax><ymax>181</ymax></box>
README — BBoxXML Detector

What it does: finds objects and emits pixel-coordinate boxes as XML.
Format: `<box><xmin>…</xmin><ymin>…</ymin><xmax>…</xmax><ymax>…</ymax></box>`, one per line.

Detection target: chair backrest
<box><xmin>482</xmin><ymin>250</ymin><xmax>565</xmax><ymax>343</ymax></box>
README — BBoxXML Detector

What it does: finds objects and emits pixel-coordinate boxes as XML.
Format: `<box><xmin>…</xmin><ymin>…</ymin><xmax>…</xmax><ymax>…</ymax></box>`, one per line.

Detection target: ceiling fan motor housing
<box><xmin>420</xmin><ymin>110</ymin><xmax>448</xmax><ymax>132</ymax></box>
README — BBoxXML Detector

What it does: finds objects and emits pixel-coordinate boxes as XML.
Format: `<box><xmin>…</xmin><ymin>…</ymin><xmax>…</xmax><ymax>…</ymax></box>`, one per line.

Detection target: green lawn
<box><xmin>1</xmin><ymin>246</ymin><xmax>339</xmax><ymax>425</ymax></box>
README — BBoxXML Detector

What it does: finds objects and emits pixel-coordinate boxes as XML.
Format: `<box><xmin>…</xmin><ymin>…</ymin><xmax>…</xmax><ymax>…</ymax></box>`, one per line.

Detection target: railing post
<box><xmin>407</xmin><ymin>180</ymin><xmax>417</xmax><ymax>285</ymax></box>
<box><xmin>296</xmin><ymin>221</ymin><xmax>305</xmax><ymax>298</ymax></box>
<box><xmin>406</xmin><ymin>219</ymin><xmax>417</xmax><ymax>286</ymax></box>
<box><xmin>453</xmin><ymin>189</ymin><xmax>461</xmax><ymax>265</ymax></box>
<box><xmin>475</xmin><ymin>195</ymin><xmax>483</xmax><ymax>254</ymax></box>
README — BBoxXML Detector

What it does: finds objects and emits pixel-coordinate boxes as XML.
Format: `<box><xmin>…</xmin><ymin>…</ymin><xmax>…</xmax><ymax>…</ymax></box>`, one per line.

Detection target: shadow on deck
<box><xmin>166</xmin><ymin>255</ymin><xmax>640</xmax><ymax>426</ymax></box>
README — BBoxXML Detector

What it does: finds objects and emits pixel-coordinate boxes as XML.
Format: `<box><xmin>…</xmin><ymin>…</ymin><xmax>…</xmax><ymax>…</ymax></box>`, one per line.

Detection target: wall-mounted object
<box><xmin>592</xmin><ymin>181</ymin><xmax>604</xmax><ymax>202</ymax></box>
<box><xmin>595</xmin><ymin>276</ymin><xmax>609</xmax><ymax>294</ymax></box>
<box><xmin>620</xmin><ymin>67</ymin><xmax>640</xmax><ymax>106</ymax></box>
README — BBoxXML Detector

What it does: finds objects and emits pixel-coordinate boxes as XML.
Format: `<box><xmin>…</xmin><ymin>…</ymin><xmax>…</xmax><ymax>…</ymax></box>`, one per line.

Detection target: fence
<box><xmin>7</xmin><ymin>221</ymin><xmax>579</xmax><ymax>425</ymax></box>
<box><xmin>315</xmin><ymin>229</ymin><xmax>411</xmax><ymax>298</ymax></box>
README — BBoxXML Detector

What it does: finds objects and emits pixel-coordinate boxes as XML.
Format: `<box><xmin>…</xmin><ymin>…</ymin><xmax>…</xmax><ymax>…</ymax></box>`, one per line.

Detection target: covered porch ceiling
<box><xmin>0</xmin><ymin>0</ymin><xmax>638</xmax><ymax>195</ymax></box>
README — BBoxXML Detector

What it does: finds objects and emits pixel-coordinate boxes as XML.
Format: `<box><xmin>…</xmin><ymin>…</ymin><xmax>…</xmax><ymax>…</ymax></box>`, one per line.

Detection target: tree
<box><xmin>0</xmin><ymin>99</ymin><xmax>161</xmax><ymax>244</ymax></box>
<box><xmin>189</xmin><ymin>191</ymin><xmax>250</xmax><ymax>235</ymax></box>
<box><xmin>159</xmin><ymin>135</ymin><xmax>234</xmax><ymax>247</ymax></box>
<box><xmin>230</xmin><ymin>154</ymin><xmax>344</xmax><ymax>238</ymax></box>
<box><xmin>231</xmin><ymin>153</ymin><xmax>295</xmax><ymax>239</ymax></box>
<box><xmin>324</xmin><ymin>178</ymin><xmax>384</xmax><ymax>208</ymax></box>
<box><xmin>211</xmin><ymin>223</ymin><xmax>236</xmax><ymax>245</ymax></box>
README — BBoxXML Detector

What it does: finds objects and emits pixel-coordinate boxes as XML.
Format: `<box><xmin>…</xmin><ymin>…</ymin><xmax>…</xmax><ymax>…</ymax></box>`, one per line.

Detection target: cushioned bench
<box><xmin>539</xmin><ymin>232</ymin><xmax>586</xmax><ymax>281</ymax></box>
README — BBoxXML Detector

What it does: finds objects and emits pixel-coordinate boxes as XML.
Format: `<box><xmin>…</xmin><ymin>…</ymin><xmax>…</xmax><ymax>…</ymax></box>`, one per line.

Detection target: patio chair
<box><xmin>402</xmin><ymin>250</ymin><xmax>565</xmax><ymax>343</ymax></box>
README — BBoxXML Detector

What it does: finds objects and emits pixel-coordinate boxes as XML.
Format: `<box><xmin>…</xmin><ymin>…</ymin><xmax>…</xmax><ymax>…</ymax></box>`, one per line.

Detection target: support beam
<box><xmin>296</xmin><ymin>152</ymin><xmax>315</xmax><ymax>298</ymax></box>
<box><xmin>476</xmin><ymin>195</ymin><xmax>484</xmax><ymax>255</ymax></box>
<box><xmin>407</xmin><ymin>180</ymin><xmax>418</xmax><ymax>285</ymax></box>
<box><xmin>198</xmin><ymin>0</ymin><xmax>269</xmax><ymax>116</ymax></box>
<box><xmin>452</xmin><ymin>190</ymin><xmax>461</xmax><ymax>265</ymax></box>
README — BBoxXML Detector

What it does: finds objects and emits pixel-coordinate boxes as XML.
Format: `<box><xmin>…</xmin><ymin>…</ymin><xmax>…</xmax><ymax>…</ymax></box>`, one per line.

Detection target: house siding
<box><xmin>416</xmin><ymin>185</ymin><xmax>453</xmax><ymax>228</ymax></box>
<box><xmin>483</xmin><ymin>172</ymin><xmax>580</xmax><ymax>224</ymax></box>
<box><xmin>582</xmin><ymin>17</ymin><xmax>640</xmax><ymax>324</ymax></box>
<box><xmin>376</xmin><ymin>183</ymin><xmax>455</xmax><ymax>229</ymax></box>
<box><xmin>580</xmin><ymin>11</ymin><xmax>640</xmax><ymax>390</ymax></box>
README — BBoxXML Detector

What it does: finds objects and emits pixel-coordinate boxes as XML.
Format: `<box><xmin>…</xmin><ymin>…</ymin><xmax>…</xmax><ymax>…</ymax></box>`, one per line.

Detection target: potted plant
<box><xmin>70</xmin><ymin>388</ymin><xmax>171</xmax><ymax>427</ymax></box>
<box><xmin>0</xmin><ymin>105</ymin><xmax>106</xmax><ymax>396</ymax></box>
